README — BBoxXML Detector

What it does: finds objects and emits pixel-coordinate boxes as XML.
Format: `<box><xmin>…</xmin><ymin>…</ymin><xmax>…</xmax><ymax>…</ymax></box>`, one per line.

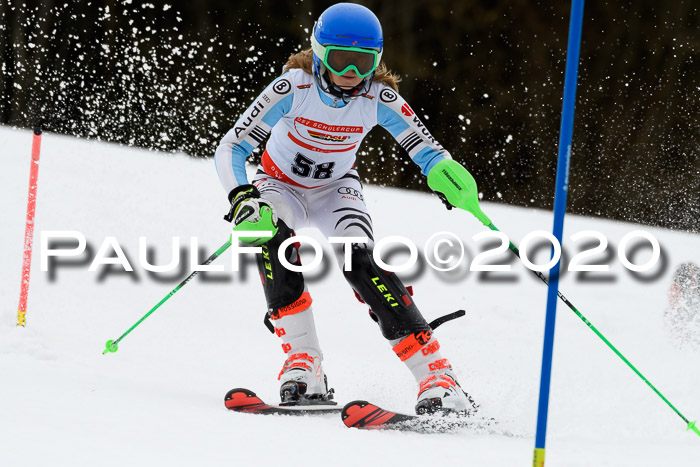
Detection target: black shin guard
<box><xmin>344</xmin><ymin>244</ymin><xmax>430</xmax><ymax>340</ymax></box>
<box><xmin>257</xmin><ymin>221</ymin><xmax>309</xmax><ymax>327</ymax></box>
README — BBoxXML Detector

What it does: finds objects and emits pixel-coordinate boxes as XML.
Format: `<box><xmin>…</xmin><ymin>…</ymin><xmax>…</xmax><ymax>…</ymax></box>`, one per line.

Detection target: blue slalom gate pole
<box><xmin>533</xmin><ymin>1</ymin><xmax>585</xmax><ymax>466</ymax></box>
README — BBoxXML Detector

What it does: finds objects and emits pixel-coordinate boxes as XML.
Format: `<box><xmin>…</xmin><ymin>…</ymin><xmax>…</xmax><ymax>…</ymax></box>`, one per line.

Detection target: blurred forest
<box><xmin>1</xmin><ymin>0</ymin><xmax>698</xmax><ymax>231</ymax></box>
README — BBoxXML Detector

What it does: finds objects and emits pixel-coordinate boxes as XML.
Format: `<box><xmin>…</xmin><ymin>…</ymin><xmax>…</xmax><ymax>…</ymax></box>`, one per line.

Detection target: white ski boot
<box><xmin>415</xmin><ymin>372</ymin><xmax>475</xmax><ymax>415</ymax></box>
<box><xmin>390</xmin><ymin>330</ymin><xmax>476</xmax><ymax>416</ymax></box>
<box><xmin>270</xmin><ymin>306</ymin><xmax>334</xmax><ymax>405</ymax></box>
<box><xmin>278</xmin><ymin>350</ymin><xmax>333</xmax><ymax>405</ymax></box>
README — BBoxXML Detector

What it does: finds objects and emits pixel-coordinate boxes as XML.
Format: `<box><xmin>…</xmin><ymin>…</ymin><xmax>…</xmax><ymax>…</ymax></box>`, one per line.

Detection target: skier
<box><xmin>215</xmin><ymin>3</ymin><xmax>476</xmax><ymax>414</ymax></box>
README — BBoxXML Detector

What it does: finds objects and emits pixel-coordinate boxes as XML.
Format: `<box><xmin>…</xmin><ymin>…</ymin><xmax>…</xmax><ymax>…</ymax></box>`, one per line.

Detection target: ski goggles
<box><xmin>312</xmin><ymin>40</ymin><xmax>382</xmax><ymax>78</ymax></box>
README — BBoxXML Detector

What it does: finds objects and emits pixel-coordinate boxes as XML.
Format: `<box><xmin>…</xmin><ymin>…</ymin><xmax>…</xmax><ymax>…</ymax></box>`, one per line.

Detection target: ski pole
<box><xmin>426</xmin><ymin>159</ymin><xmax>700</xmax><ymax>437</ymax></box>
<box><xmin>17</xmin><ymin>126</ymin><xmax>43</xmax><ymax>327</ymax></box>
<box><xmin>485</xmin><ymin>222</ymin><xmax>699</xmax><ymax>437</ymax></box>
<box><xmin>103</xmin><ymin>238</ymin><xmax>232</xmax><ymax>354</ymax></box>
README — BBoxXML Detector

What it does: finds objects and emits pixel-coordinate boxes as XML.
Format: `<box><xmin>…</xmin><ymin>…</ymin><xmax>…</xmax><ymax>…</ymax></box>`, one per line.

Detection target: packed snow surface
<box><xmin>1</xmin><ymin>126</ymin><xmax>699</xmax><ymax>466</ymax></box>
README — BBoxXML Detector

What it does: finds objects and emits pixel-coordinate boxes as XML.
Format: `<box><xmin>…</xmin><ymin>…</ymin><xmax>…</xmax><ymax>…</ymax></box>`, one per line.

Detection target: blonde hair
<box><xmin>283</xmin><ymin>48</ymin><xmax>401</xmax><ymax>91</ymax></box>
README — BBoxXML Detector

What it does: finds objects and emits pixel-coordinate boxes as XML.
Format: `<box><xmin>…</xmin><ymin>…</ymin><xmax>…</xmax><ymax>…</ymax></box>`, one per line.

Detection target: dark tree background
<box><xmin>1</xmin><ymin>0</ymin><xmax>698</xmax><ymax>231</ymax></box>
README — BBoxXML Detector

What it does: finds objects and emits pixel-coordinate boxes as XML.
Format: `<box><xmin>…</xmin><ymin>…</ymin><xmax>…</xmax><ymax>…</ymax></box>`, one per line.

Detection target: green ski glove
<box><xmin>427</xmin><ymin>159</ymin><xmax>491</xmax><ymax>226</ymax></box>
<box><xmin>224</xmin><ymin>184</ymin><xmax>279</xmax><ymax>246</ymax></box>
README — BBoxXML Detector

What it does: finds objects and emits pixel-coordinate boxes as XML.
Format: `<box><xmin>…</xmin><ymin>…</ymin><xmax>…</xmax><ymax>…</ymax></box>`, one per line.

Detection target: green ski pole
<box><xmin>427</xmin><ymin>158</ymin><xmax>700</xmax><ymax>437</ymax></box>
<box><xmin>103</xmin><ymin>238</ymin><xmax>232</xmax><ymax>354</ymax></box>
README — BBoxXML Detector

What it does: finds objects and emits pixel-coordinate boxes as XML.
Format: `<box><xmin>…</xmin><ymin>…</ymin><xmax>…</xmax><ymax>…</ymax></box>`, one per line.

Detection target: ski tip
<box><xmin>343</xmin><ymin>400</ymin><xmax>369</xmax><ymax>410</ymax></box>
<box><xmin>341</xmin><ymin>400</ymin><xmax>400</xmax><ymax>429</ymax></box>
<box><xmin>341</xmin><ymin>400</ymin><xmax>372</xmax><ymax>428</ymax></box>
<box><xmin>343</xmin><ymin>400</ymin><xmax>371</xmax><ymax>406</ymax></box>
<box><xmin>341</xmin><ymin>400</ymin><xmax>372</xmax><ymax>413</ymax></box>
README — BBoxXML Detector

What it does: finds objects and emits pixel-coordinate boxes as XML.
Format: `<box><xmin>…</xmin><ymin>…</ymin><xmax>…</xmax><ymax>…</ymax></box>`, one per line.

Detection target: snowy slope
<box><xmin>1</xmin><ymin>125</ymin><xmax>699</xmax><ymax>467</ymax></box>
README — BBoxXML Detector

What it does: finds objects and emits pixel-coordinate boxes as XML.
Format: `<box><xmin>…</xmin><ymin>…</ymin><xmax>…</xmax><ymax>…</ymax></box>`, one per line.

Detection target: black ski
<box><xmin>341</xmin><ymin>400</ymin><xmax>472</xmax><ymax>432</ymax></box>
<box><xmin>224</xmin><ymin>388</ymin><xmax>342</xmax><ymax>416</ymax></box>
<box><xmin>341</xmin><ymin>400</ymin><xmax>510</xmax><ymax>434</ymax></box>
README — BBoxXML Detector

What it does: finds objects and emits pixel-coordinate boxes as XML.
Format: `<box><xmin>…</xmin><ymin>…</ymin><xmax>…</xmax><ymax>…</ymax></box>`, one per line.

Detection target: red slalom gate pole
<box><xmin>16</xmin><ymin>126</ymin><xmax>43</xmax><ymax>327</ymax></box>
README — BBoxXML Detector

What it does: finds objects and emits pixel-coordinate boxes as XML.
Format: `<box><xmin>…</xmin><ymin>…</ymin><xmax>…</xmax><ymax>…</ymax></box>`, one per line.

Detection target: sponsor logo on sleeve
<box><xmin>411</xmin><ymin>115</ymin><xmax>444</xmax><ymax>150</ymax></box>
<box><xmin>273</xmin><ymin>78</ymin><xmax>291</xmax><ymax>94</ymax></box>
<box><xmin>234</xmin><ymin>100</ymin><xmax>266</xmax><ymax>138</ymax></box>
<box><xmin>379</xmin><ymin>88</ymin><xmax>397</xmax><ymax>103</ymax></box>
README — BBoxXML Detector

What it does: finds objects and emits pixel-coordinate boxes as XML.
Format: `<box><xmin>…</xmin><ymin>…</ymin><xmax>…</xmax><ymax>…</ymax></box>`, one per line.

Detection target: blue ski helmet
<box><xmin>310</xmin><ymin>3</ymin><xmax>383</xmax><ymax>96</ymax></box>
